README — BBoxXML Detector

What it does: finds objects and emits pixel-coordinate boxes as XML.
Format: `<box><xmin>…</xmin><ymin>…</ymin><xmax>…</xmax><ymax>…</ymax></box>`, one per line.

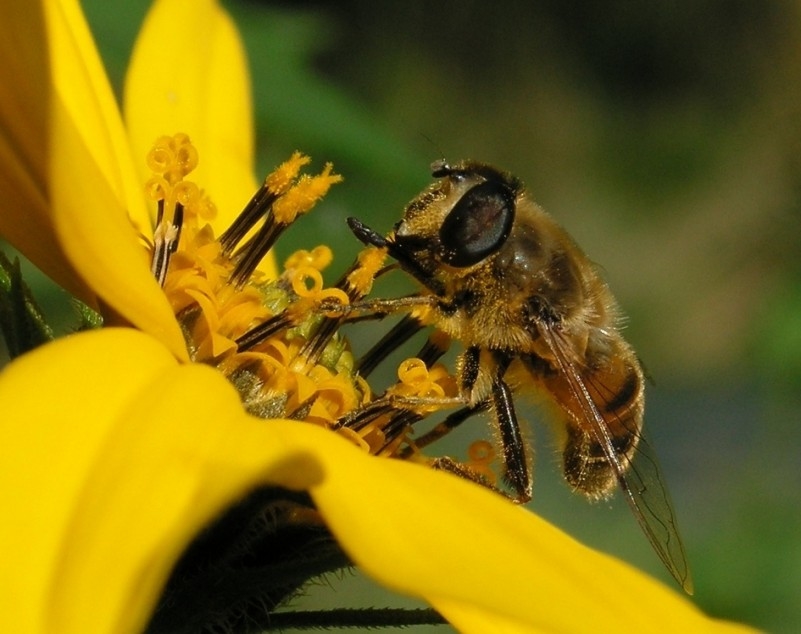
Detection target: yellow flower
<box><xmin>0</xmin><ymin>0</ymin><xmax>758</xmax><ymax>633</ymax></box>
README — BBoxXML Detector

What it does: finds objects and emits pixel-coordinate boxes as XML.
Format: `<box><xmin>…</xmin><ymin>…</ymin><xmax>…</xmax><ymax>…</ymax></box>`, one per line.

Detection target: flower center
<box><xmin>143</xmin><ymin>134</ymin><xmax>479</xmax><ymax>467</ymax></box>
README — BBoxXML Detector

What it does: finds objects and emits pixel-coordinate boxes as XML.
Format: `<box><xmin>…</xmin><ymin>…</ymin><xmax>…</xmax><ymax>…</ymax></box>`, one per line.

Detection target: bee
<box><xmin>344</xmin><ymin>159</ymin><xmax>693</xmax><ymax>593</ymax></box>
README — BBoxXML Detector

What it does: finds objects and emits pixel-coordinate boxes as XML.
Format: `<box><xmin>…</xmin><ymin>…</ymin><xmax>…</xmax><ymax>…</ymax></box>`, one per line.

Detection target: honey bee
<box><xmin>344</xmin><ymin>159</ymin><xmax>693</xmax><ymax>593</ymax></box>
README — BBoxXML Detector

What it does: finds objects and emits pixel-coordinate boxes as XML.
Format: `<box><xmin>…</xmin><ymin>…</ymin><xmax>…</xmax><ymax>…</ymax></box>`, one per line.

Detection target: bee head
<box><xmin>393</xmin><ymin>160</ymin><xmax>521</xmax><ymax>270</ymax></box>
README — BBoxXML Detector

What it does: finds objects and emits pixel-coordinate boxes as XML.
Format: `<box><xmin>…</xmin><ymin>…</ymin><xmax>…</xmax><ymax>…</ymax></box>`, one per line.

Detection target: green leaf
<box><xmin>72</xmin><ymin>298</ymin><xmax>104</xmax><ymax>332</ymax></box>
<box><xmin>0</xmin><ymin>251</ymin><xmax>55</xmax><ymax>359</ymax></box>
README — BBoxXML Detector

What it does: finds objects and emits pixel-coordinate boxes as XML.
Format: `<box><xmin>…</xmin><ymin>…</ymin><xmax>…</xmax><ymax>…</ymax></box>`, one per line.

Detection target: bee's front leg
<box><xmin>319</xmin><ymin>294</ymin><xmax>436</xmax><ymax>320</ymax></box>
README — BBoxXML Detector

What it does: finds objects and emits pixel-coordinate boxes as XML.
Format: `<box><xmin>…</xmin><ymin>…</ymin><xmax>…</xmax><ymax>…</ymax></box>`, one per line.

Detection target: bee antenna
<box><xmin>418</xmin><ymin>132</ymin><xmax>446</xmax><ymax>158</ymax></box>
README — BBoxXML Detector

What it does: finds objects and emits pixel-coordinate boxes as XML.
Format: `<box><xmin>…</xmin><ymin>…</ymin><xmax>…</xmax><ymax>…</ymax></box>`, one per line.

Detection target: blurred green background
<box><xmin>16</xmin><ymin>0</ymin><xmax>801</xmax><ymax>630</ymax></box>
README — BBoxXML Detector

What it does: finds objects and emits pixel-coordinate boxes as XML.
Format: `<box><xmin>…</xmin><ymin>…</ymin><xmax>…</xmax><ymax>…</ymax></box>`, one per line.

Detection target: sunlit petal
<box><xmin>0</xmin><ymin>1</ymin><xmax>89</xmax><ymax>299</ymax></box>
<box><xmin>41</xmin><ymin>0</ymin><xmax>188</xmax><ymax>357</ymax></box>
<box><xmin>45</xmin><ymin>0</ymin><xmax>147</xmax><ymax>229</ymax></box>
<box><xmin>309</xmin><ymin>449</ymin><xmax>758</xmax><ymax>633</ymax></box>
<box><xmin>0</xmin><ymin>327</ymin><xmax>753</xmax><ymax>634</ymax></box>
<box><xmin>124</xmin><ymin>0</ymin><xmax>259</xmax><ymax>240</ymax></box>
<box><xmin>49</xmin><ymin>102</ymin><xmax>188</xmax><ymax>358</ymax></box>
<box><xmin>0</xmin><ymin>3</ymin><xmax>756</xmax><ymax>632</ymax></box>
<box><xmin>0</xmin><ymin>329</ymin><xmax>174</xmax><ymax>633</ymax></box>
<box><xmin>0</xmin><ymin>329</ymin><xmax>324</xmax><ymax>634</ymax></box>
<box><xmin>0</xmin><ymin>0</ymin><xmax>186</xmax><ymax>352</ymax></box>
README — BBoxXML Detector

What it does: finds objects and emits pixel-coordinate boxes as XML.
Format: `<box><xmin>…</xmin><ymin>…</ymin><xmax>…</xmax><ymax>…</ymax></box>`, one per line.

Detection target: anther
<box><xmin>357</xmin><ymin>314</ymin><xmax>424</xmax><ymax>377</ymax></box>
<box><xmin>220</xmin><ymin>156</ymin><xmax>342</xmax><ymax>288</ymax></box>
<box><xmin>235</xmin><ymin>312</ymin><xmax>294</xmax><ymax>352</ymax></box>
<box><xmin>151</xmin><ymin>202</ymin><xmax>184</xmax><ymax>286</ymax></box>
<box><xmin>375</xmin><ymin>408</ymin><xmax>422</xmax><ymax>454</ymax></box>
<box><xmin>144</xmin><ymin>134</ymin><xmax>202</xmax><ymax>286</ymax></box>
<box><xmin>415</xmin><ymin>331</ymin><xmax>451</xmax><ymax>368</ymax></box>
<box><xmin>228</xmin><ymin>211</ymin><xmax>283</xmax><ymax>287</ymax></box>
<box><xmin>297</xmin><ymin>247</ymin><xmax>386</xmax><ymax>366</ymax></box>
<box><xmin>218</xmin><ymin>185</ymin><xmax>278</xmax><ymax>256</ymax></box>
<box><xmin>335</xmin><ymin>398</ymin><xmax>393</xmax><ymax>432</ymax></box>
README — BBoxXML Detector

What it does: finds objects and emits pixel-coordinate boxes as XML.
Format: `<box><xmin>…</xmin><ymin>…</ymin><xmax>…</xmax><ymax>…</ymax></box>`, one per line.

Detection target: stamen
<box><xmin>234</xmin><ymin>312</ymin><xmax>294</xmax><ymax>352</ymax></box>
<box><xmin>375</xmin><ymin>409</ymin><xmax>423</xmax><ymax>455</ymax></box>
<box><xmin>389</xmin><ymin>358</ymin><xmax>455</xmax><ymax>405</ymax></box>
<box><xmin>356</xmin><ymin>315</ymin><xmax>449</xmax><ymax>378</ymax></box>
<box><xmin>357</xmin><ymin>314</ymin><xmax>424</xmax><ymax>378</ymax></box>
<box><xmin>284</xmin><ymin>245</ymin><xmax>334</xmax><ymax>273</ymax></box>
<box><xmin>297</xmin><ymin>246</ymin><xmax>387</xmax><ymax>366</ymax></box>
<box><xmin>336</xmin><ymin>358</ymin><xmax>459</xmax><ymax>461</ymax></box>
<box><xmin>150</xmin><ymin>201</ymin><xmax>184</xmax><ymax>286</ymax></box>
<box><xmin>145</xmin><ymin>135</ymin><xmax>206</xmax><ymax>286</ymax></box>
<box><xmin>415</xmin><ymin>330</ymin><xmax>451</xmax><ymax>367</ymax></box>
<box><xmin>336</xmin><ymin>397</ymin><xmax>398</xmax><ymax>432</ymax></box>
<box><xmin>234</xmin><ymin>247</ymin><xmax>337</xmax><ymax>352</ymax></box>
<box><xmin>141</xmin><ymin>139</ymin><xmax>481</xmax><ymax>479</ymax></box>
<box><xmin>218</xmin><ymin>187</ymin><xmax>278</xmax><ymax>256</ymax></box>
<box><xmin>402</xmin><ymin>401</ymin><xmax>490</xmax><ymax>456</ymax></box>
<box><xmin>147</xmin><ymin>133</ymin><xmax>199</xmax><ymax>181</ymax></box>
<box><xmin>223</xmin><ymin>155</ymin><xmax>343</xmax><ymax>288</ymax></box>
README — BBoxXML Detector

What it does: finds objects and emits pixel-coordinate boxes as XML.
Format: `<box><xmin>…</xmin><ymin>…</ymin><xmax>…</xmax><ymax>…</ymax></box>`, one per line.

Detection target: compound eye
<box><xmin>438</xmin><ymin>180</ymin><xmax>516</xmax><ymax>267</ymax></box>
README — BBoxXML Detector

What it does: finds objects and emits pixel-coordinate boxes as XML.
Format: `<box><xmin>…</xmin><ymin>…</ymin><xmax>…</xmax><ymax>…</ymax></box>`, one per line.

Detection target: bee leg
<box><xmin>406</xmin><ymin>348</ymin><xmax>532</xmax><ymax>503</ymax></box>
<box><xmin>491</xmin><ymin>354</ymin><xmax>533</xmax><ymax>503</ymax></box>
<box><xmin>430</xmin><ymin>456</ymin><xmax>506</xmax><ymax>496</ymax></box>
<box><xmin>320</xmin><ymin>294</ymin><xmax>436</xmax><ymax>319</ymax></box>
<box><xmin>417</xmin><ymin>396</ymin><xmax>522</xmax><ymax>501</ymax></box>
<box><xmin>460</xmin><ymin>345</ymin><xmax>481</xmax><ymax>396</ymax></box>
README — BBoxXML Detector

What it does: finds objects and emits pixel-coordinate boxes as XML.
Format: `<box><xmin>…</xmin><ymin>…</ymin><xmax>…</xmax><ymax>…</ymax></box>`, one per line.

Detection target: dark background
<box><xmin>21</xmin><ymin>1</ymin><xmax>801</xmax><ymax>630</ymax></box>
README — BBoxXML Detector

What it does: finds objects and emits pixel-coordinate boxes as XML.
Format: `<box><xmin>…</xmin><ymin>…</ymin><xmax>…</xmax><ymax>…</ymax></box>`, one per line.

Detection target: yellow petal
<box><xmin>0</xmin><ymin>1</ymin><xmax>89</xmax><ymax>300</ymax></box>
<box><xmin>309</xmin><ymin>449</ymin><xmax>757</xmax><ymax>633</ymax></box>
<box><xmin>45</xmin><ymin>0</ymin><xmax>148</xmax><ymax>230</ymax></box>
<box><xmin>0</xmin><ymin>328</ymin><xmax>174</xmax><ymax>633</ymax></box>
<box><xmin>0</xmin><ymin>0</ymin><xmax>186</xmax><ymax>353</ymax></box>
<box><xmin>42</xmin><ymin>0</ymin><xmax>188</xmax><ymax>358</ymax></box>
<box><xmin>125</xmin><ymin>0</ymin><xmax>259</xmax><ymax>240</ymax></box>
<box><xmin>0</xmin><ymin>328</ymin><xmax>324</xmax><ymax>634</ymax></box>
<box><xmin>49</xmin><ymin>102</ymin><xmax>188</xmax><ymax>359</ymax></box>
<box><xmin>0</xmin><ymin>328</ymin><xmax>754</xmax><ymax>633</ymax></box>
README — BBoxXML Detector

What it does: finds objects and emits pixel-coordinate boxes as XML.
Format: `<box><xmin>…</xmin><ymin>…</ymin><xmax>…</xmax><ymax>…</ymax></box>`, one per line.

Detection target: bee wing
<box><xmin>538</xmin><ymin>324</ymin><xmax>694</xmax><ymax>594</ymax></box>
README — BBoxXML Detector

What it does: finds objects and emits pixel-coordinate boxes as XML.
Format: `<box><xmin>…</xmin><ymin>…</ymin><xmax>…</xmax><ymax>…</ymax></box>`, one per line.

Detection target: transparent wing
<box><xmin>539</xmin><ymin>324</ymin><xmax>694</xmax><ymax>593</ymax></box>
